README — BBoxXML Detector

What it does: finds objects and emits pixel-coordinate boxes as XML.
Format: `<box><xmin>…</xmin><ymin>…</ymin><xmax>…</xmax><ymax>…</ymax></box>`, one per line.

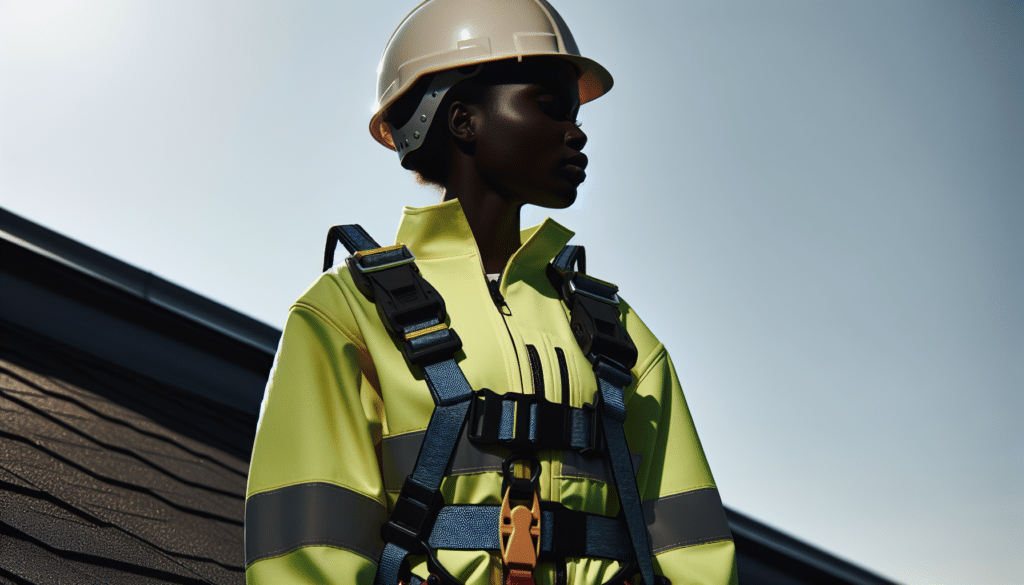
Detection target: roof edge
<box><xmin>0</xmin><ymin>207</ymin><xmax>280</xmax><ymax>355</ymax></box>
<box><xmin>725</xmin><ymin>507</ymin><xmax>901</xmax><ymax>584</ymax></box>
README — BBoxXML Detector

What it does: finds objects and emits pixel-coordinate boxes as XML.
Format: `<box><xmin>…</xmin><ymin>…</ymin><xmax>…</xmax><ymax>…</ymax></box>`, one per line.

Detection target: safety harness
<box><xmin>324</xmin><ymin>225</ymin><xmax>665</xmax><ymax>585</ymax></box>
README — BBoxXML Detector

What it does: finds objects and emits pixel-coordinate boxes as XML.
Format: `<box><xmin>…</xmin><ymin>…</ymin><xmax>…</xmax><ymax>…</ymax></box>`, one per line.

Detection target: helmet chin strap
<box><xmin>388</xmin><ymin>64</ymin><xmax>484</xmax><ymax>164</ymax></box>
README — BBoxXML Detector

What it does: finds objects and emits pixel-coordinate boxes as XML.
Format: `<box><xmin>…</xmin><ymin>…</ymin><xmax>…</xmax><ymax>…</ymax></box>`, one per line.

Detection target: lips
<box><xmin>565</xmin><ymin>153</ymin><xmax>588</xmax><ymax>171</ymax></box>
<box><xmin>563</xmin><ymin>153</ymin><xmax>588</xmax><ymax>182</ymax></box>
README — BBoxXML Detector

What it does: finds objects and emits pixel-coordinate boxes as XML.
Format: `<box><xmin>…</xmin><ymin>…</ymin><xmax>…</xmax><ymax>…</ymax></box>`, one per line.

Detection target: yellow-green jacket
<box><xmin>245</xmin><ymin>199</ymin><xmax>738</xmax><ymax>585</ymax></box>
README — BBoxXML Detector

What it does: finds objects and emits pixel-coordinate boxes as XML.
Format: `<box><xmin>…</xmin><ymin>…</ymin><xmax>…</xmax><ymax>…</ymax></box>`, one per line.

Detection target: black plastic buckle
<box><xmin>468</xmin><ymin>390</ymin><xmax>607</xmax><ymax>453</ymax></box>
<box><xmin>467</xmin><ymin>389</ymin><xmax>503</xmax><ymax>445</ymax></box>
<box><xmin>403</xmin><ymin>326</ymin><xmax>463</xmax><ymax>367</ymax></box>
<box><xmin>468</xmin><ymin>391</ymin><xmax>568</xmax><ymax>451</ymax></box>
<box><xmin>538</xmin><ymin>501</ymin><xmax>588</xmax><ymax>561</ymax></box>
<box><xmin>532</xmin><ymin>399</ymin><xmax>564</xmax><ymax>449</ymax></box>
<box><xmin>347</xmin><ymin>245</ymin><xmax>414</xmax><ymax>297</ymax></box>
<box><xmin>576</xmin><ymin>399</ymin><xmax>605</xmax><ymax>454</ymax></box>
<box><xmin>547</xmin><ymin>261</ymin><xmax>638</xmax><ymax>386</ymax></box>
<box><xmin>468</xmin><ymin>390</ymin><xmax>543</xmax><ymax>450</ymax></box>
<box><xmin>566</xmin><ymin>273</ymin><xmax>620</xmax><ymax>305</ymax></box>
<box><xmin>568</xmin><ymin>290</ymin><xmax>638</xmax><ymax>372</ymax></box>
<box><xmin>380</xmin><ymin>477</ymin><xmax>445</xmax><ymax>555</ymax></box>
<box><xmin>346</xmin><ymin>247</ymin><xmax>447</xmax><ymax>337</ymax></box>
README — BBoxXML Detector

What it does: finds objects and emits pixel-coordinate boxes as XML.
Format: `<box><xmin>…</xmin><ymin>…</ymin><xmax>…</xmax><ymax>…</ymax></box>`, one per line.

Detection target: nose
<box><xmin>566</xmin><ymin>124</ymin><xmax>587</xmax><ymax>151</ymax></box>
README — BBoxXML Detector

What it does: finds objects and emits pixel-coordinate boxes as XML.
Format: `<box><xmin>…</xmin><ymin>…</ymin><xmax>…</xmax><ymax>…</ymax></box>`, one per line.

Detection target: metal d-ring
<box><xmin>501</xmin><ymin>454</ymin><xmax>541</xmax><ymax>495</ymax></box>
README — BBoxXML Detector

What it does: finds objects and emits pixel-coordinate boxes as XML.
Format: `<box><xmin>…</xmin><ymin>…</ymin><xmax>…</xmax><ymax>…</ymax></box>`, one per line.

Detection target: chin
<box><xmin>512</xmin><ymin>181</ymin><xmax>578</xmax><ymax>209</ymax></box>
<box><xmin>554</xmin><ymin>190</ymin><xmax>578</xmax><ymax>208</ymax></box>
<box><xmin>535</xmin><ymin>188</ymin><xmax>577</xmax><ymax>209</ymax></box>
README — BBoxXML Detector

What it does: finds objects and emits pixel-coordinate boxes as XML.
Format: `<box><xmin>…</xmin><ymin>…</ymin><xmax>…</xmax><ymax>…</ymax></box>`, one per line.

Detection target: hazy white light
<box><xmin>0</xmin><ymin>0</ymin><xmax>128</xmax><ymax>63</ymax></box>
<box><xmin>459</xmin><ymin>28</ymin><xmax>471</xmax><ymax>41</ymax></box>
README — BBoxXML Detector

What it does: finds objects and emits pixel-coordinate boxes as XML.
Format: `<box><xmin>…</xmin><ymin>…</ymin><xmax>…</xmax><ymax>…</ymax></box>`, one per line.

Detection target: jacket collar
<box><xmin>395</xmin><ymin>198</ymin><xmax>574</xmax><ymax>282</ymax></box>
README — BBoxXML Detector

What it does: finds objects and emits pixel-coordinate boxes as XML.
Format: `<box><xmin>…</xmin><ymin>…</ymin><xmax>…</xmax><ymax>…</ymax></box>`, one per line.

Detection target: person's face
<box><xmin>470</xmin><ymin>60</ymin><xmax>587</xmax><ymax>209</ymax></box>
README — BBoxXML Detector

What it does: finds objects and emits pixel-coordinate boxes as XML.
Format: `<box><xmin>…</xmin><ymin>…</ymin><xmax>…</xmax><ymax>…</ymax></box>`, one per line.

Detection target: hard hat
<box><xmin>369</xmin><ymin>0</ymin><xmax>613</xmax><ymax>163</ymax></box>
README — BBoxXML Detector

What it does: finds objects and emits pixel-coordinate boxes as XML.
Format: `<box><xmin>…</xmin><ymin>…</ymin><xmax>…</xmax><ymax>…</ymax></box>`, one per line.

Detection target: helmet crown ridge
<box><xmin>370</xmin><ymin>0</ymin><xmax>613</xmax><ymax>158</ymax></box>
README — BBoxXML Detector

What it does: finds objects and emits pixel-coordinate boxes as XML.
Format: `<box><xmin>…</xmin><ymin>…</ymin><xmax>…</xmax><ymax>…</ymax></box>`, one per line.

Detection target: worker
<box><xmin>244</xmin><ymin>1</ymin><xmax>738</xmax><ymax>584</ymax></box>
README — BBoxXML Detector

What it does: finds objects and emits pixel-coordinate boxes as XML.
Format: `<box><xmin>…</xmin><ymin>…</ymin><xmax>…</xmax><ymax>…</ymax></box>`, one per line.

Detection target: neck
<box><xmin>444</xmin><ymin>168</ymin><xmax>522</xmax><ymax>275</ymax></box>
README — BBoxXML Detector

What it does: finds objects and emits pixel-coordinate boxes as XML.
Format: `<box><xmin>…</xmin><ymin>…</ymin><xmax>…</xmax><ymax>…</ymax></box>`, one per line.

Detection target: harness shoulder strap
<box><xmin>548</xmin><ymin>244</ymin><xmax>659</xmax><ymax>585</ymax></box>
<box><xmin>326</xmin><ymin>225</ymin><xmax>473</xmax><ymax>585</ymax></box>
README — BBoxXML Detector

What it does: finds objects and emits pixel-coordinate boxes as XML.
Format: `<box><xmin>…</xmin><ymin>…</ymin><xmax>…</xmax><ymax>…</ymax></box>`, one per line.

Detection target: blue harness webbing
<box><xmin>428</xmin><ymin>505</ymin><xmax>633</xmax><ymax>562</ymax></box>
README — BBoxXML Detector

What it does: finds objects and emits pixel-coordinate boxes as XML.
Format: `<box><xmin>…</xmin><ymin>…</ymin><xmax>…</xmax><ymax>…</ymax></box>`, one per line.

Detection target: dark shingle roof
<box><xmin>1</xmin><ymin>325</ymin><xmax>248</xmax><ymax>584</ymax></box>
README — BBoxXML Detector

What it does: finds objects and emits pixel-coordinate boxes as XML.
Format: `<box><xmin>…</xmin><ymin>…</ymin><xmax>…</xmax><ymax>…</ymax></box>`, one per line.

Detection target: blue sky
<box><xmin>1</xmin><ymin>1</ymin><xmax>1021</xmax><ymax>582</ymax></box>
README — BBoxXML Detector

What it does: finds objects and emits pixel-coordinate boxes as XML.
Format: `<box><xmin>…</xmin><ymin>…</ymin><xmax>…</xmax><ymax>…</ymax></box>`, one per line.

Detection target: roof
<box><xmin>0</xmin><ymin>324</ymin><xmax>249</xmax><ymax>583</ymax></box>
<box><xmin>0</xmin><ymin>206</ymin><xmax>899</xmax><ymax>584</ymax></box>
<box><xmin>0</xmin><ymin>208</ymin><xmax>277</xmax><ymax>415</ymax></box>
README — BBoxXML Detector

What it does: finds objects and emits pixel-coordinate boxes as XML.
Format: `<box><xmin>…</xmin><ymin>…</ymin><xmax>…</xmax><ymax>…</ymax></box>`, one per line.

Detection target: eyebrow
<box><xmin>530</xmin><ymin>79</ymin><xmax>578</xmax><ymax>101</ymax></box>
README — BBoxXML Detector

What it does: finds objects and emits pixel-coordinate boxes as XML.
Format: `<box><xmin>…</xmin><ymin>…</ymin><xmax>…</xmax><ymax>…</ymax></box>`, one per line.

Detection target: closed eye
<box><xmin>537</xmin><ymin>95</ymin><xmax>578</xmax><ymax>124</ymax></box>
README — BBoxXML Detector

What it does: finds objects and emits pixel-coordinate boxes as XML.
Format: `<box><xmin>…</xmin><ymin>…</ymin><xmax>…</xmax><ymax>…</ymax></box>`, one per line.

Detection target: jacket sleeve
<box><xmin>244</xmin><ymin>293</ymin><xmax>386</xmax><ymax>585</ymax></box>
<box><xmin>623</xmin><ymin>305</ymin><xmax>739</xmax><ymax>585</ymax></box>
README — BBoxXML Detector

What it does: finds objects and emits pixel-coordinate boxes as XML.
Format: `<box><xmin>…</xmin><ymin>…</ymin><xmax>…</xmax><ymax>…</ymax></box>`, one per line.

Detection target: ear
<box><xmin>448</xmin><ymin>101</ymin><xmax>480</xmax><ymax>144</ymax></box>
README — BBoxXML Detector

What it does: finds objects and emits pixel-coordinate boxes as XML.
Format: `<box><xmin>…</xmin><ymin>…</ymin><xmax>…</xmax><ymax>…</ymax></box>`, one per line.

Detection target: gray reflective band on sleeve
<box><xmin>245</xmin><ymin>482</ymin><xmax>387</xmax><ymax>566</ymax></box>
<box><xmin>382</xmin><ymin>431</ymin><xmax>424</xmax><ymax>490</ymax></box>
<box><xmin>382</xmin><ymin>429</ymin><xmax>504</xmax><ymax>491</ymax></box>
<box><xmin>642</xmin><ymin>487</ymin><xmax>733</xmax><ymax>554</ymax></box>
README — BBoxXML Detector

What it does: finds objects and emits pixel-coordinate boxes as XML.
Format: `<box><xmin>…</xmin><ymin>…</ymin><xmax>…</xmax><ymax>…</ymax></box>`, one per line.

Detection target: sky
<box><xmin>1</xmin><ymin>1</ymin><xmax>1021</xmax><ymax>583</ymax></box>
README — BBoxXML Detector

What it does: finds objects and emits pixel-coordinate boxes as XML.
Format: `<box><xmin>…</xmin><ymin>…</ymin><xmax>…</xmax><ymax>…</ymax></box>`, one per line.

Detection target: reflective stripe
<box><xmin>561</xmin><ymin>450</ymin><xmax>640</xmax><ymax>483</ymax></box>
<box><xmin>449</xmin><ymin>427</ymin><xmax>504</xmax><ymax>475</ymax></box>
<box><xmin>382</xmin><ymin>429</ymin><xmax>641</xmax><ymax>490</ymax></box>
<box><xmin>382</xmin><ymin>428</ymin><xmax>504</xmax><ymax>491</ymax></box>
<box><xmin>642</xmin><ymin>487</ymin><xmax>732</xmax><ymax>554</ymax></box>
<box><xmin>382</xmin><ymin>430</ymin><xmax>422</xmax><ymax>490</ymax></box>
<box><xmin>245</xmin><ymin>482</ymin><xmax>387</xmax><ymax>566</ymax></box>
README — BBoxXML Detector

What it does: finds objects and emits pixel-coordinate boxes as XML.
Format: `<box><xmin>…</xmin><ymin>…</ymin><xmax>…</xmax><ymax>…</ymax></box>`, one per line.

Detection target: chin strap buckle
<box><xmin>499</xmin><ymin>483</ymin><xmax>541</xmax><ymax>585</ymax></box>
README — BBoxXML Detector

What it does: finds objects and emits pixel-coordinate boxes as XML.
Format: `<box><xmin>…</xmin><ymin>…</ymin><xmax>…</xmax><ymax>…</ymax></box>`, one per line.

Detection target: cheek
<box><xmin>485</xmin><ymin>118</ymin><xmax>547</xmax><ymax>165</ymax></box>
<box><xmin>508</xmin><ymin>120</ymin><xmax>561</xmax><ymax>162</ymax></box>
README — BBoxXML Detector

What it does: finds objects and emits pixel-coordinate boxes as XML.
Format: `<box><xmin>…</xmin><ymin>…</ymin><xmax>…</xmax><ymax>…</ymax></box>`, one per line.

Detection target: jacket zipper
<box><xmin>486</xmin><ymin>274</ymin><xmax>522</xmax><ymax>393</ymax></box>
<box><xmin>487</xmin><ymin>277</ymin><xmax>511</xmax><ymax>315</ymax></box>
<box><xmin>490</xmin><ymin>274</ymin><xmax>557</xmax><ymax>580</ymax></box>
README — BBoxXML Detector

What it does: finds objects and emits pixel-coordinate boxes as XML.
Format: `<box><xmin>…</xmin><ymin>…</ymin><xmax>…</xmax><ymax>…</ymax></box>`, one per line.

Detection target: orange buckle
<box><xmin>499</xmin><ymin>486</ymin><xmax>541</xmax><ymax>585</ymax></box>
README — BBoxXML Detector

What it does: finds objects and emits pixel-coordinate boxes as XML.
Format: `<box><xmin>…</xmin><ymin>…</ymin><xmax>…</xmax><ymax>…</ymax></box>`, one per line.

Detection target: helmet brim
<box><xmin>369</xmin><ymin>54</ymin><xmax>612</xmax><ymax>151</ymax></box>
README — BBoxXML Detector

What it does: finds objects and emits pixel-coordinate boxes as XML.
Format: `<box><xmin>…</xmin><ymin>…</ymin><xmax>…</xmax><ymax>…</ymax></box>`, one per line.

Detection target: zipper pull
<box><xmin>487</xmin><ymin>278</ymin><xmax>512</xmax><ymax>315</ymax></box>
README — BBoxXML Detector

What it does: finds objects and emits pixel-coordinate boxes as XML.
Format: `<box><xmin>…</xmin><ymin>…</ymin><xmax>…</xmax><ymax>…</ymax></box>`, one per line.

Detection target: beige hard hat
<box><xmin>370</xmin><ymin>0</ymin><xmax>613</xmax><ymax>162</ymax></box>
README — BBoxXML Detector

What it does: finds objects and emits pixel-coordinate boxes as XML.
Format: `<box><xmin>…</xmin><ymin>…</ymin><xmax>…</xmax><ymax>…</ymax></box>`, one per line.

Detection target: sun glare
<box><xmin>0</xmin><ymin>0</ymin><xmax>128</xmax><ymax>63</ymax></box>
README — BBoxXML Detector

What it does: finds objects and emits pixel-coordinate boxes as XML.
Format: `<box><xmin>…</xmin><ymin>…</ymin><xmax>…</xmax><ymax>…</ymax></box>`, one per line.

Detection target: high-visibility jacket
<box><xmin>244</xmin><ymin>198</ymin><xmax>738</xmax><ymax>585</ymax></box>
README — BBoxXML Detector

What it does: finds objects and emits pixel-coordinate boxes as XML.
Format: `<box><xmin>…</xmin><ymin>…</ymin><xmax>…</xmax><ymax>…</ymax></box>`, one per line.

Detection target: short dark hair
<box><xmin>383</xmin><ymin>68</ymin><xmax>488</xmax><ymax>188</ymax></box>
